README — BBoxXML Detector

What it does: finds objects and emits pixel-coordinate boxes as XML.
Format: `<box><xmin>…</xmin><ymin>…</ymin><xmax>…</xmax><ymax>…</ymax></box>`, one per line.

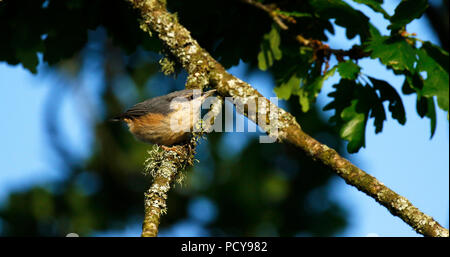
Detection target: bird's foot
<box><xmin>160</xmin><ymin>145</ymin><xmax>186</xmax><ymax>157</ymax></box>
<box><xmin>161</xmin><ymin>145</ymin><xmax>177</xmax><ymax>151</ymax></box>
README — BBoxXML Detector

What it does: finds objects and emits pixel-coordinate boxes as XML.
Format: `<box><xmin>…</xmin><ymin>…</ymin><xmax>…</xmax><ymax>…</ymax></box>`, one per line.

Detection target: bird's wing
<box><xmin>114</xmin><ymin>89</ymin><xmax>197</xmax><ymax>120</ymax></box>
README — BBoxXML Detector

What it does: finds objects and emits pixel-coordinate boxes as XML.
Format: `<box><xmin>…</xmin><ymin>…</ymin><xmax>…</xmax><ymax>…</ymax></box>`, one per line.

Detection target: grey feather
<box><xmin>113</xmin><ymin>89</ymin><xmax>215</xmax><ymax>120</ymax></box>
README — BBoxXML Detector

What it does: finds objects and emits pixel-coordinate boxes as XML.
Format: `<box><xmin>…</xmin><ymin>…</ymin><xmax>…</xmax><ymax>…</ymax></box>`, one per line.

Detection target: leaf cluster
<box><xmin>257</xmin><ymin>0</ymin><xmax>448</xmax><ymax>152</ymax></box>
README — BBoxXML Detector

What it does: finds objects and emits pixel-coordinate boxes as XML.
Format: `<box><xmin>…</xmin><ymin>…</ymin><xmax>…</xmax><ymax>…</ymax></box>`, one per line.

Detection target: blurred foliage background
<box><xmin>0</xmin><ymin>0</ymin><xmax>447</xmax><ymax>236</ymax></box>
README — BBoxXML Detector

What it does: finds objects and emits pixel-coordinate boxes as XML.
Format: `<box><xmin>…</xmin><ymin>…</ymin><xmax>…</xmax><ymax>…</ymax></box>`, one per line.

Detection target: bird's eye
<box><xmin>186</xmin><ymin>94</ymin><xmax>194</xmax><ymax>100</ymax></box>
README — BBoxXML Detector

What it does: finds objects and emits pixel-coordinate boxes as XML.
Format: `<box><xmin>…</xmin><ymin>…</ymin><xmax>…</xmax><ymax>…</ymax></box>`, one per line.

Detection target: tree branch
<box><xmin>141</xmin><ymin>96</ymin><xmax>223</xmax><ymax>237</ymax></box>
<box><xmin>141</xmin><ymin>157</ymin><xmax>174</xmax><ymax>237</ymax></box>
<box><xmin>127</xmin><ymin>0</ymin><xmax>449</xmax><ymax>237</ymax></box>
<box><xmin>141</xmin><ymin>145</ymin><xmax>191</xmax><ymax>237</ymax></box>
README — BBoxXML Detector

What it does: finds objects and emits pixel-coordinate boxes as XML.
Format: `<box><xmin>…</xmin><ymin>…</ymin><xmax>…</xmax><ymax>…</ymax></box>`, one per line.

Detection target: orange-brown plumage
<box><xmin>114</xmin><ymin>89</ymin><xmax>216</xmax><ymax>146</ymax></box>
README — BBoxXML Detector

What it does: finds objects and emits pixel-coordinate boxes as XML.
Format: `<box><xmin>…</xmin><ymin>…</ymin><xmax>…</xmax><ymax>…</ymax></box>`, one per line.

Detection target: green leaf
<box><xmin>425</xmin><ymin>97</ymin><xmax>437</xmax><ymax>138</ymax></box>
<box><xmin>337</xmin><ymin>61</ymin><xmax>361</xmax><ymax>80</ymax></box>
<box><xmin>369</xmin><ymin>76</ymin><xmax>406</xmax><ymax>125</ymax></box>
<box><xmin>403</xmin><ymin>73</ymin><xmax>438</xmax><ymax>137</ymax></box>
<box><xmin>366</xmin><ymin>36</ymin><xmax>417</xmax><ymax>72</ymax></box>
<box><xmin>308</xmin><ymin>66</ymin><xmax>337</xmax><ymax>96</ymax></box>
<box><xmin>369</xmin><ymin>94</ymin><xmax>386</xmax><ymax>134</ymax></box>
<box><xmin>351</xmin><ymin>0</ymin><xmax>390</xmax><ymax>19</ymax></box>
<box><xmin>389</xmin><ymin>0</ymin><xmax>428</xmax><ymax>32</ymax></box>
<box><xmin>416</xmin><ymin>96</ymin><xmax>437</xmax><ymax>137</ymax></box>
<box><xmin>257</xmin><ymin>51</ymin><xmax>271</xmax><ymax>71</ymax></box>
<box><xmin>421</xmin><ymin>41</ymin><xmax>449</xmax><ymax>73</ymax></box>
<box><xmin>299</xmin><ymin>66</ymin><xmax>337</xmax><ymax>112</ymax></box>
<box><xmin>257</xmin><ymin>25</ymin><xmax>282</xmax><ymax>71</ymax></box>
<box><xmin>324</xmin><ymin>78</ymin><xmax>404</xmax><ymax>152</ymax></box>
<box><xmin>340</xmin><ymin>100</ymin><xmax>367</xmax><ymax>153</ymax></box>
<box><xmin>416</xmin><ymin>43</ymin><xmax>449</xmax><ymax>111</ymax></box>
<box><xmin>324</xmin><ymin>80</ymin><xmax>357</xmax><ymax>115</ymax></box>
<box><xmin>402</xmin><ymin>72</ymin><xmax>423</xmax><ymax>95</ymax></box>
<box><xmin>275</xmin><ymin>10</ymin><xmax>312</xmax><ymax>18</ymax></box>
<box><xmin>310</xmin><ymin>0</ymin><xmax>371</xmax><ymax>41</ymax></box>
<box><xmin>324</xmin><ymin>80</ymin><xmax>369</xmax><ymax>152</ymax></box>
<box><xmin>16</xmin><ymin>48</ymin><xmax>39</xmax><ymax>74</ymax></box>
<box><xmin>369</xmin><ymin>23</ymin><xmax>382</xmax><ymax>38</ymax></box>
<box><xmin>298</xmin><ymin>90</ymin><xmax>311</xmax><ymax>113</ymax></box>
<box><xmin>274</xmin><ymin>66</ymin><xmax>336</xmax><ymax>113</ymax></box>
<box><xmin>273</xmin><ymin>46</ymin><xmax>319</xmax><ymax>113</ymax></box>
<box><xmin>274</xmin><ymin>73</ymin><xmax>301</xmax><ymax>100</ymax></box>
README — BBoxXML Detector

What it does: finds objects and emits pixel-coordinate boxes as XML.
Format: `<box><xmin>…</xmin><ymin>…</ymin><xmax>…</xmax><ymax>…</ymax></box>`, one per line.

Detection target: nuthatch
<box><xmin>112</xmin><ymin>89</ymin><xmax>216</xmax><ymax>146</ymax></box>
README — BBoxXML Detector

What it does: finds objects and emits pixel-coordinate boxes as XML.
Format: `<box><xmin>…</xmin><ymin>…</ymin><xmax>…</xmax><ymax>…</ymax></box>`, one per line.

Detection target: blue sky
<box><xmin>0</xmin><ymin>0</ymin><xmax>448</xmax><ymax>236</ymax></box>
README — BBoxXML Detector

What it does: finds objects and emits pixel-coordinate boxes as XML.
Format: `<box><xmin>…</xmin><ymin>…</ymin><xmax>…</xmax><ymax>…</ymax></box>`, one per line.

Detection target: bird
<box><xmin>112</xmin><ymin>89</ymin><xmax>216</xmax><ymax>146</ymax></box>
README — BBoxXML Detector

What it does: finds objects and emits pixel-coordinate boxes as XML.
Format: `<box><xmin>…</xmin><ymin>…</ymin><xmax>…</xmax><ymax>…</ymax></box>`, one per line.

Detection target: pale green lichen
<box><xmin>139</xmin><ymin>21</ymin><xmax>152</xmax><ymax>37</ymax></box>
<box><xmin>159</xmin><ymin>57</ymin><xmax>175</xmax><ymax>75</ymax></box>
<box><xmin>186</xmin><ymin>72</ymin><xmax>209</xmax><ymax>90</ymax></box>
<box><xmin>394</xmin><ymin>197</ymin><xmax>409</xmax><ymax>211</ymax></box>
<box><xmin>144</xmin><ymin>144</ymin><xmax>196</xmax><ymax>184</ymax></box>
<box><xmin>142</xmin><ymin>143</ymin><xmax>197</xmax><ymax>216</ymax></box>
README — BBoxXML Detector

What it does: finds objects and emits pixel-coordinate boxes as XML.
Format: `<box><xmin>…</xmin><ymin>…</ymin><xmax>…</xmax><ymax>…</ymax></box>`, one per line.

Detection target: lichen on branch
<box><xmin>141</xmin><ymin>144</ymin><xmax>194</xmax><ymax>237</ymax></box>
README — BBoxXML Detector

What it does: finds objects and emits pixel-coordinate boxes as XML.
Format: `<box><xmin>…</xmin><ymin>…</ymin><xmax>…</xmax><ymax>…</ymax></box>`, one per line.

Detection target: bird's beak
<box><xmin>202</xmin><ymin>89</ymin><xmax>216</xmax><ymax>98</ymax></box>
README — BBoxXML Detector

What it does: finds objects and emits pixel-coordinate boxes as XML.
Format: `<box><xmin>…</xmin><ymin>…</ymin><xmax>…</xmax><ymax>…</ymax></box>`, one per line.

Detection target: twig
<box><xmin>128</xmin><ymin>0</ymin><xmax>449</xmax><ymax>237</ymax></box>
<box><xmin>242</xmin><ymin>0</ymin><xmax>369</xmax><ymax>62</ymax></box>
<box><xmin>296</xmin><ymin>34</ymin><xmax>370</xmax><ymax>63</ymax></box>
<box><xmin>241</xmin><ymin>0</ymin><xmax>293</xmax><ymax>30</ymax></box>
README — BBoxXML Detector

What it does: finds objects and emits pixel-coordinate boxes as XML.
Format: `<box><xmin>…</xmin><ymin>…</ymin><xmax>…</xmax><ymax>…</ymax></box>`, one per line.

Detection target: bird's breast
<box><xmin>124</xmin><ymin>111</ymin><xmax>195</xmax><ymax>146</ymax></box>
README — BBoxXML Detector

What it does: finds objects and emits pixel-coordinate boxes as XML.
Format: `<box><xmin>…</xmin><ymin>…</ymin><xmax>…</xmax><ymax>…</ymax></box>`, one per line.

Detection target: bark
<box><xmin>128</xmin><ymin>0</ymin><xmax>449</xmax><ymax>237</ymax></box>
